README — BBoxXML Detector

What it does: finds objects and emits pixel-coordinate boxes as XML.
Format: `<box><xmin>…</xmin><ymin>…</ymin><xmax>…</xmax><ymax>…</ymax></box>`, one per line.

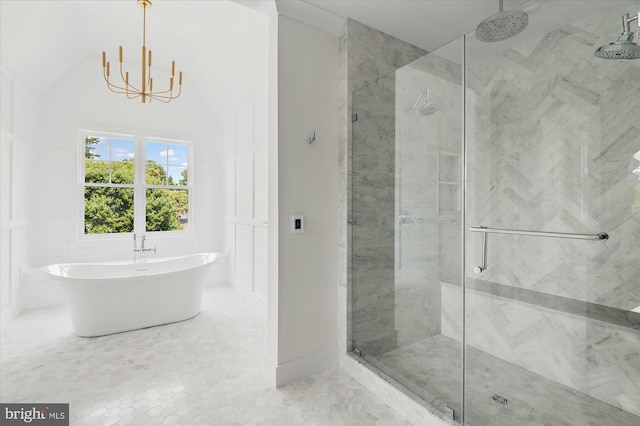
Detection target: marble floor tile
<box><xmin>371</xmin><ymin>335</ymin><xmax>640</xmax><ymax>426</ymax></box>
<box><xmin>1</xmin><ymin>286</ymin><xmax>412</xmax><ymax>426</ymax></box>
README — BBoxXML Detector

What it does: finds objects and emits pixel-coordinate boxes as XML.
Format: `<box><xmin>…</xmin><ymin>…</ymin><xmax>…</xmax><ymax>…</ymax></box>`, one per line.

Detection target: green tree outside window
<box><xmin>83</xmin><ymin>136</ymin><xmax>189</xmax><ymax>234</ymax></box>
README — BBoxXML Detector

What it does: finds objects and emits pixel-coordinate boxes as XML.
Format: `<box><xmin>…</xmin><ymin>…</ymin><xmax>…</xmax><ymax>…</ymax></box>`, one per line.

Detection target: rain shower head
<box><xmin>476</xmin><ymin>0</ymin><xmax>528</xmax><ymax>42</ymax></box>
<box><xmin>594</xmin><ymin>12</ymin><xmax>640</xmax><ymax>60</ymax></box>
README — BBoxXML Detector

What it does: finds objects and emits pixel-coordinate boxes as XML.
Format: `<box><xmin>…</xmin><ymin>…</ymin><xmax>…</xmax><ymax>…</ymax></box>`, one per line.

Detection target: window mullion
<box><xmin>134</xmin><ymin>138</ymin><xmax>146</xmax><ymax>235</ymax></box>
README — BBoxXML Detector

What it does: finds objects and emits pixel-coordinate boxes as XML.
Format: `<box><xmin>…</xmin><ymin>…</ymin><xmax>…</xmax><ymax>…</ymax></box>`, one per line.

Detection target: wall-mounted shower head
<box><xmin>594</xmin><ymin>12</ymin><xmax>640</xmax><ymax>60</ymax></box>
<box><xmin>476</xmin><ymin>0</ymin><xmax>528</xmax><ymax>42</ymax></box>
<box><xmin>408</xmin><ymin>89</ymin><xmax>443</xmax><ymax>117</ymax></box>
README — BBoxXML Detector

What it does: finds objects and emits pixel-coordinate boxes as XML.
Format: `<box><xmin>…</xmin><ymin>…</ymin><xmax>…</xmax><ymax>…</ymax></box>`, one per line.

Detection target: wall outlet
<box><xmin>291</xmin><ymin>215</ymin><xmax>304</xmax><ymax>233</ymax></box>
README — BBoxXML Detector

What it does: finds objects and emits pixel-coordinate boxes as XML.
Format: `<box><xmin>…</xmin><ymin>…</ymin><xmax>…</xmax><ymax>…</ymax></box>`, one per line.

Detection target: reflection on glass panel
<box><xmin>145</xmin><ymin>188</ymin><xmax>188</xmax><ymax>231</ymax></box>
<box><xmin>84</xmin><ymin>187</ymin><xmax>134</xmax><ymax>234</ymax></box>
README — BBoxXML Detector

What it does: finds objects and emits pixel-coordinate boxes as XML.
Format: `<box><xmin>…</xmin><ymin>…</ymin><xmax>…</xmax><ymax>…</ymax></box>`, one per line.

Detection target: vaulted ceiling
<box><xmin>0</xmin><ymin>0</ymin><xmax>269</xmax><ymax>121</ymax></box>
<box><xmin>0</xmin><ymin>0</ymin><xmax>632</xmax><ymax>121</ymax></box>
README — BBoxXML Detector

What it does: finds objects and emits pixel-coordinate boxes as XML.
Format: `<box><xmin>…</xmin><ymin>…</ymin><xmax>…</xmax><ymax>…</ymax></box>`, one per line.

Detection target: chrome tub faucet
<box><xmin>133</xmin><ymin>234</ymin><xmax>156</xmax><ymax>263</ymax></box>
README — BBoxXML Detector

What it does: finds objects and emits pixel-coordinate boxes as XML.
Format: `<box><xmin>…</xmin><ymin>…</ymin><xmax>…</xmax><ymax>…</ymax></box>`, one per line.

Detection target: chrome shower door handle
<box><xmin>474</xmin><ymin>227</ymin><xmax>487</xmax><ymax>274</ymax></box>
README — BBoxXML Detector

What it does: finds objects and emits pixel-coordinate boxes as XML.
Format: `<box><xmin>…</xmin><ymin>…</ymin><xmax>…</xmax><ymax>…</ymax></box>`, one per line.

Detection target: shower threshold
<box><xmin>362</xmin><ymin>334</ymin><xmax>639</xmax><ymax>426</ymax></box>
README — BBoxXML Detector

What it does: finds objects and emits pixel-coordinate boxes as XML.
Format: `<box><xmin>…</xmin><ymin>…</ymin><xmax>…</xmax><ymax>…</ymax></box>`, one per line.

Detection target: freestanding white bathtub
<box><xmin>43</xmin><ymin>252</ymin><xmax>219</xmax><ymax>337</ymax></box>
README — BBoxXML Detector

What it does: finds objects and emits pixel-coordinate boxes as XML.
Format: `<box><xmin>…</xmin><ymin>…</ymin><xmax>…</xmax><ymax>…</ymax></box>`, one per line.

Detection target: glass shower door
<box><xmin>350</xmin><ymin>37</ymin><xmax>464</xmax><ymax>422</ymax></box>
<box><xmin>463</xmin><ymin>1</ymin><xmax>640</xmax><ymax>425</ymax></box>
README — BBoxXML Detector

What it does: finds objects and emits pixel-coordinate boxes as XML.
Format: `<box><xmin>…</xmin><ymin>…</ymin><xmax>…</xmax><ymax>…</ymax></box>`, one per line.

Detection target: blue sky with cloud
<box><xmin>147</xmin><ymin>142</ymin><xmax>189</xmax><ymax>185</ymax></box>
<box><xmin>93</xmin><ymin>137</ymin><xmax>134</xmax><ymax>161</ymax></box>
<box><xmin>89</xmin><ymin>137</ymin><xmax>188</xmax><ymax>185</ymax></box>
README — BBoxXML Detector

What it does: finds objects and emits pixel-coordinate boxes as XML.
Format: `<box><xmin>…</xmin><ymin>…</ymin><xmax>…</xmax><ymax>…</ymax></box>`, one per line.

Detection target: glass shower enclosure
<box><xmin>349</xmin><ymin>1</ymin><xmax>640</xmax><ymax>425</ymax></box>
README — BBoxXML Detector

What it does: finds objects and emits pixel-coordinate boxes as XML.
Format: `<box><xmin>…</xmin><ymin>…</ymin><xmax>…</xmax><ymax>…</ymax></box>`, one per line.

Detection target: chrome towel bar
<box><xmin>469</xmin><ymin>226</ymin><xmax>608</xmax><ymax>274</ymax></box>
<box><xmin>469</xmin><ymin>226</ymin><xmax>608</xmax><ymax>241</ymax></box>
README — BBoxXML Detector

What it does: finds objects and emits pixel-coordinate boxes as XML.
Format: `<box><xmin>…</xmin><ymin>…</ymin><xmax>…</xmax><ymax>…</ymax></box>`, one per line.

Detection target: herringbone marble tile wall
<box><xmin>348</xmin><ymin>1</ymin><xmax>639</xmax><ymax>421</ymax></box>
<box><xmin>465</xmin><ymin>1</ymin><xmax>640</xmax><ymax>310</ymax></box>
<box><xmin>442</xmin><ymin>1</ymin><xmax>640</xmax><ymax>417</ymax></box>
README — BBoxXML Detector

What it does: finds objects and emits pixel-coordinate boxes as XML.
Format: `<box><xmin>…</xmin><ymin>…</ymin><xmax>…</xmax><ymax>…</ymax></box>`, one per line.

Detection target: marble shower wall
<box><xmin>465</xmin><ymin>11</ymin><xmax>640</xmax><ymax>313</ymax></box>
<box><xmin>338</xmin><ymin>19</ymin><xmax>425</xmax><ymax>357</ymax></box>
<box><xmin>352</xmin><ymin>75</ymin><xmax>398</xmax><ymax>355</ymax></box>
<box><xmin>443</xmin><ymin>3</ymin><xmax>640</xmax><ymax>416</ymax></box>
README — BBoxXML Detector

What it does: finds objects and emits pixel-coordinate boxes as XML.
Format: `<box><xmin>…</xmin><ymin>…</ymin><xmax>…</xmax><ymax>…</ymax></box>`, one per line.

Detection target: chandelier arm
<box><xmin>147</xmin><ymin>78</ymin><xmax>182</xmax><ymax>97</ymax></box>
<box><xmin>118</xmin><ymin>63</ymin><xmax>128</xmax><ymax>88</ymax></box>
<box><xmin>118</xmin><ymin>62</ymin><xmax>140</xmax><ymax>95</ymax></box>
<box><xmin>104</xmin><ymin>77</ymin><xmax>128</xmax><ymax>93</ymax></box>
<box><xmin>126</xmin><ymin>81</ymin><xmax>141</xmax><ymax>95</ymax></box>
<box><xmin>148</xmin><ymin>87</ymin><xmax>181</xmax><ymax>101</ymax></box>
<box><xmin>105</xmin><ymin>79</ymin><xmax>138</xmax><ymax>94</ymax></box>
<box><xmin>149</xmin><ymin>87</ymin><xmax>175</xmax><ymax>95</ymax></box>
<box><xmin>104</xmin><ymin>66</ymin><xmax>143</xmax><ymax>95</ymax></box>
<box><xmin>149</xmin><ymin>95</ymin><xmax>172</xmax><ymax>104</ymax></box>
<box><xmin>107</xmin><ymin>86</ymin><xmax>139</xmax><ymax>96</ymax></box>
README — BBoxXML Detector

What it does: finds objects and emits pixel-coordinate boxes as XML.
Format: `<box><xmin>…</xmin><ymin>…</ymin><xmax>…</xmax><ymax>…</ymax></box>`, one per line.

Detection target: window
<box><xmin>82</xmin><ymin>132</ymin><xmax>191</xmax><ymax>236</ymax></box>
<box><xmin>145</xmin><ymin>141</ymin><xmax>189</xmax><ymax>231</ymax></box>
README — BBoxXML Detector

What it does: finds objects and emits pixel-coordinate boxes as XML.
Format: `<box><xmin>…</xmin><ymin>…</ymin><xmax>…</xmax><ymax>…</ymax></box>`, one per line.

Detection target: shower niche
<box><xmin>437</xmin><ymin>152</ymin><xmax>460</xmax><ymax>214</ymax></box>
<box><xmin>348</xmin><ymin>1</ymin><xmax>640</xmax><ymax>425</ymax></box>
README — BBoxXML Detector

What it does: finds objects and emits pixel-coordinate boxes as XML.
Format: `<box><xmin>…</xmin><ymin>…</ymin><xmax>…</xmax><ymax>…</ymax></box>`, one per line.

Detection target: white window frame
<box><xmin>79</xmin><ymin>130</ymin><xmax>193</xmax><ymax>239</ymax></box>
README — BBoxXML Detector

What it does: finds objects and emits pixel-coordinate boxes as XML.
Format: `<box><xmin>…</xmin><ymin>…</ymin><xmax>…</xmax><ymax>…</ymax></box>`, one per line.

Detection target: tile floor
<box><xmin>371</xmin><ymin>335</ymin><xmax>640</xmax><ymax>426</ymax></box>
<box><xmin>1</xmin><ymin>285</ymin><xmax>412</xmax><ymax>426</ymax></box>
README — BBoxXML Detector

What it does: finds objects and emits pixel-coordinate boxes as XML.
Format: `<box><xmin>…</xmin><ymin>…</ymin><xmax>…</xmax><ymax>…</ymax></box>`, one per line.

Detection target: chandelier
<box><xmin>101</xmin><ymin>0</ymin><xmax>182</xmax><ymax>103</ymax></box>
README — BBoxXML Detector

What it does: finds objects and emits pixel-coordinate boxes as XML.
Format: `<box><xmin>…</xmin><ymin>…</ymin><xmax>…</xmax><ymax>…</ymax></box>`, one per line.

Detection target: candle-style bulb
<box><xmin>171</xmin><ymin>61</ymin><xmax>175</xmax><ymax>76</ymax></box>
<box><xmin>119</xmin><ymin>46</ymin><xmax>123</xmax><ymax>63</ymax></box>
<box><xmin>106</xmin><ymin>62</ymin><xmax>110</xmax><ymax>77</ymax></box>
<box><xmin>179</xmin><ymin>71</ymin><xmax>183</xmax><ymax>85</ymax></box>
<box><xmin>170</xmin><ymin>77</ymin><xmax>174</xmax><ymax>90</ymax></box>
<box><xmin>125</xmin><ymin>72</ymin><xmax>129</xmax><ymax>85</ymax></box>
<box><xmin>102</xmin><ymin>51</ymin><xmax>106</xmax><ymax>67</ymax></box>
<box><xmin>148</xmin><ymin>50</ymin><xmax>152</xmax><ymax>67</ymax></box>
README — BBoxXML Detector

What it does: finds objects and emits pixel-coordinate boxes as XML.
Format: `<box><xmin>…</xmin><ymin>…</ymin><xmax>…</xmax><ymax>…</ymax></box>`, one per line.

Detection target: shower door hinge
<box><xmin>443</xmin><ymin>406</ymin><xmax>455</xmax><ymax>420</ymax></box>
<box><xmin>352</xmin><ymin>113</ymin><xmax>358</xmax><ymax>122</ymax></box>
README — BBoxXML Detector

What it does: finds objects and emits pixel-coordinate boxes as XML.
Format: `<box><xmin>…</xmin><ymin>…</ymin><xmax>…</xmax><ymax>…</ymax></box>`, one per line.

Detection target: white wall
<box><xmin>25</xmin><ymin>56</ymin><xmax>224</xmax><ymax>308</ymax></box>
<box><xmin>223</xmin><ymin>88</ymin><xmax>269</xmax><ymax>301</ymax></box>
<box><xmin>0</xmin><ymin>63</ymin><xmax>38</xmax><ymax>326</ymax></box>
<box><xmin>268</xmin><ymin>15</ymin><xmax>339</xmax><ymax>386</ymax></box>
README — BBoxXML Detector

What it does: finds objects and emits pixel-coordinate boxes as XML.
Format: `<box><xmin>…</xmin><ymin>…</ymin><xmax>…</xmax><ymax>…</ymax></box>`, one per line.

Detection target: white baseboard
<box><xmin>273</xmin><ymin>347</ymin><xmax>338</xmax><ymax>387</ymax></box>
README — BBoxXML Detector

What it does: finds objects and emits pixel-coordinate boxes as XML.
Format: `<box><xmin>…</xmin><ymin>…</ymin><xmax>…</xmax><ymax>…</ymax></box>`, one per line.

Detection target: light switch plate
<box><xmin>292</xmin><ymin>215</ymin><xmax>304</xmax><ymax>233</ymax></box>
